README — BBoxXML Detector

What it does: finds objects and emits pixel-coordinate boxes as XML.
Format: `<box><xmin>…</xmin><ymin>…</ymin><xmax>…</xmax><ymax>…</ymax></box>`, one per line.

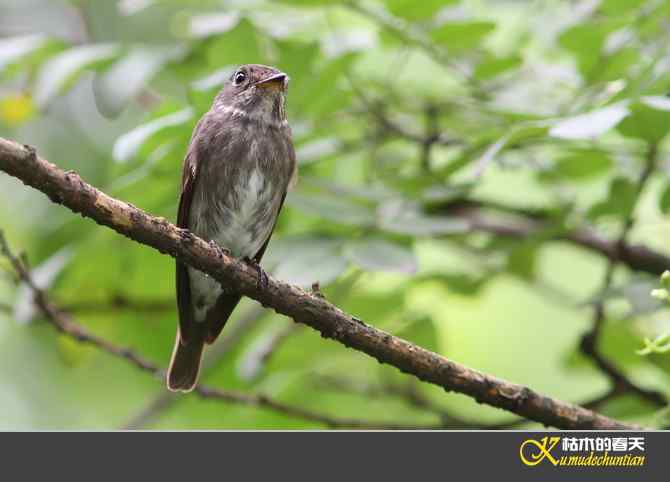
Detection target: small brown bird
<box><xmin>167</xmin><ymin>64</ymin><xmax>296</xmax><ymax>392</ymax></box>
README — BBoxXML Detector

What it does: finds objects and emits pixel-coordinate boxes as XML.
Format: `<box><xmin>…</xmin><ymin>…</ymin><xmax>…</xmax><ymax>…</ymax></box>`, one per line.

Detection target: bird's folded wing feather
<box><xmin>176</xmin><ymin>142</ymin><xmax>199</xmax><ymax>343</ymax></box>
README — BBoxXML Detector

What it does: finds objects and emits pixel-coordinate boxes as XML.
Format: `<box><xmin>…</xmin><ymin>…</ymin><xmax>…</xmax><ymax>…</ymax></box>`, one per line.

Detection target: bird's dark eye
<box><xmin>233</xmin><ymin>71</ymin><xmax>246</xmax><ymax>86</ymax></box>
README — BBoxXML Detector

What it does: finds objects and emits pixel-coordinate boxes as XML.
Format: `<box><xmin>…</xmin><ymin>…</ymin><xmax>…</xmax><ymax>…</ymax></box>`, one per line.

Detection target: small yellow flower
<box><xmin>0</xmin><ymin>93</ymin><xmax>35</xmax><ymax>126</ymax></box>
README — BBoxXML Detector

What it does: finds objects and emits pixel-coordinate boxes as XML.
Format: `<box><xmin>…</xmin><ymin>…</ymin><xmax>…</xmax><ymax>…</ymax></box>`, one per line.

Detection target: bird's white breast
<box><xmin>213</xmin><ymin>167</ymin><xmax>274</xmax><ymax>258</ymax></box>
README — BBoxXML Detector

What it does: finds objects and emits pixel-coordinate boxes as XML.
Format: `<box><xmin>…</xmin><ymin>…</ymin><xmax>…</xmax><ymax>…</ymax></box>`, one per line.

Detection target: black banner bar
<box><xmin>0</xmin><ymin>431</ymin><xmax>666</xmax><ymax>480</ymax></box>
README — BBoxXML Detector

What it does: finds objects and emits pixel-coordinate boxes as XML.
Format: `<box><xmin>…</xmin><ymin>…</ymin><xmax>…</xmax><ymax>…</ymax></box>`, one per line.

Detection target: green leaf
<box><xmin>420</xmin><ymin>272</ymin><xmax>488</xmax><ymax>295</ymax></box>
<box><xmin>421</xmin><ymin>183</ymin><xmax>474</xmax><ymax>206</ymax></box>
<box><xmin>190</xmin><ymin>67</ymin><xmax>235</xmax><ymax>92</ymax></box>
<box><xmin>207</xmin><ymin>18</ymin><xmax>263</xmax><ymax>68</ymax></box>
<box><xmin>549</xmin><ymin>104</ymin><xmax>629</xmax><ymax>140</ymax></box>
<box><xmin>377</xmin><ymin>199</ymin><xmax>469</xmax><ymax>236</ymax></box>
<box><xmin>384</xmin><ymin>0</ymin><xmax>456</xmax><ymax>21</ymax></box>
<box><xmin>287</xmin><ymin>191</ymin><xmax>376</xmax><ymax>227</ymax></box>
<box><xmin>507</xmin><ymin>124</ymin><xmax>550</xmax><ymax>145</ymax></box>
<box><xmin>558</xmin><ymin>22</ymin><xmax>612</xmax><ymax>79</ymax></box>
<box><xmin>618</xmin><ymin>97</ymin><xmax>670</xmax><ymax>144</ymax></box>
<box><xmin>345</xmin><ymin>239</ymin><xmax>417</xmax><ymax>274</ymax></box>
<box><xmin>112</xmin><ymin>107</ymin><xmax>194</xmax><ymax>162</ymax></box>
<box><xmin>56</xmin><ymin>334</ymin><xmax>90</xmax><ymax>366</ymax></box>
<box><xmin>34</xmin><ymin>44</ymin><xmax>120</xmax><ymax>108</ymax></box>
<box><xmin>600</xmin><ymin>0</ymin><xmax>646</xmax><ymax>15</ymax></box>
<box><xmin>297</xmin><ymin>53</ymin><xmax>356</xmax><ymax>116</ymax></box>
<box><xmin>474</xmin><ymin>55</ymin><xmax>522</xmax><ymax>80</ymax></box>
<box><xmin>659</xmin><ymin>182</ymin><xmax>670</xmax><ymax>214</ymax></box>
<box><xmin>431</xmin><ymin>21</ymin><xmax>496</xmax><ymax>50</ymax></box>
<box><xmin>506</xmin><ymin>242</ymin><xmax>538</xmax><ymax>280</ymax></box>
<box><xmin>118</xmin><ymin>0</ymin><xmax>157</xmax><ymax>15</ymax></box>
<box><xmin>278</xmin><ymin>0</ymin><xmax>345</xmax><ymax>5</ymax></box>
<box><xmin>474</xmin><ymin>123</ymin><xmax>549</xmax><ymax>176</ymax></box>
<box><xmin>0</xmin><ymin>34</ymin><xmax>48</xmax><ymax>73</ymax></box>
<box><xmin>266</xmin><ymin>237</ymin><xmax>348</xmax><ymax>288</ymax></box>
<box><xmin>188</xmin><ymin>13</ymin><xmax>240</xmax><ymax>39</ymax></box>
<box><xmin>598</xmin><ymin>47</ymin><xmax>638</xmax><ymax>82</ymax></box>
<box><xmin>275</xmin><ymin>40</ymin><xmax>320</xmax><ymax>95</ymax></box>
<box><xmin>93</xmin><ymin>45</ymin><xmax>184</xmax><ymax>117</ymax></box>
<box><xmin>295</xmin><ymin>138</ymin><xmax>340</xmax><ymax>166</ymax></box>
<box><xmin>661</xmin><ymin>270</ymin><xmax>670</xmax><ymax>289</ymax></box>
<box><xmin>553</xmin><ymin>149</ymin><xmax>613</xmax><ymax>180</ymax></box>
<box><xmin>600</xmin><ymin>321</ymin><xmax>648</xmax><ymax>367</ymax></box>
<box><xmin>588</xmin><ymin>176</ymin><xmax>637</xmax><ymax>220</ymax></box>
<box><xmin>395</xmin><ymin>316</ymin><xmax>439</xmax><ymax>353</ymax></box>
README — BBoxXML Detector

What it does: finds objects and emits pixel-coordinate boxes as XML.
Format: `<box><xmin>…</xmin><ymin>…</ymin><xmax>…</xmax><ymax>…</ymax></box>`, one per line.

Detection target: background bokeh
<box><xmin>1</xmin><ymin>0</ymin><xmax>670</xmax><ymax>429</ymax></box>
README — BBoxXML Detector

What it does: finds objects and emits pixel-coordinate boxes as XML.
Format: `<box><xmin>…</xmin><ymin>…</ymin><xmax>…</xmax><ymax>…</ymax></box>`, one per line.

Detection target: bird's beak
<box><xmin>255</xmin><ymin>72</ymin><xmax>289</xmax><ymax>91</ymax></box>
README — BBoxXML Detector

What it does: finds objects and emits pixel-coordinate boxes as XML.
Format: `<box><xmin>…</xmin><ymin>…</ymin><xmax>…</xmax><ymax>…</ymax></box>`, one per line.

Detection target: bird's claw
<box><xmin>209</xmin><ymin>240</ymin><xmax>231</xmax><ymax>257</ymax></box>
<box><xmin>243</xmin><ymin>256</ymin><xmax>269</xmax><ymax>291</ymax></box>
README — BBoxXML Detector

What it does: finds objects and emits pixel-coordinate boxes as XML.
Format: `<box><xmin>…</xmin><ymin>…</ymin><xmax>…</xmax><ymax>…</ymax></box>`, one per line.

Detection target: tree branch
<box><xmin>0</xmin><ymin>136</ymin><xmax>639</xmax><ymax>429</ymax></box>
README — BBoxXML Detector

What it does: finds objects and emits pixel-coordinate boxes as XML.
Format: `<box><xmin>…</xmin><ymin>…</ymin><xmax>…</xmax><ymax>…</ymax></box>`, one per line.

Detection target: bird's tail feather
<box><xmin>166</xmin><ymin>329</ymin><xmax>205</xmax><ymax>392</ymax></box>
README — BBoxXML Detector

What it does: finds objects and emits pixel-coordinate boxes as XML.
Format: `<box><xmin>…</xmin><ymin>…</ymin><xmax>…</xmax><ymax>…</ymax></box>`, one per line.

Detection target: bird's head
<box><xmin>215</xmin><ymin>64</ymin><xmax>289</xmax><ymax>124</ymax></box>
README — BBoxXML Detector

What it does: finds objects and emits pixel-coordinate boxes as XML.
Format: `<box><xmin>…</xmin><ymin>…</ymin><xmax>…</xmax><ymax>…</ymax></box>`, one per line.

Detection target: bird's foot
<box><xmin>243</xmin><ymin>257</ymin><xmax>269</xmax><ymax>291</ymax></box>
<box><xmin>209</xmin><ymin>240</ymin><xmax>231</xmax><ymax>258</ymax></box>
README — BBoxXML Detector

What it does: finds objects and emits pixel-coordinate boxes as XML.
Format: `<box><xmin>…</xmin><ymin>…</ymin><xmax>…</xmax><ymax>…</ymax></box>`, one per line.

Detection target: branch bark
<box><xmin>0</xmin><ymin>136</ymin><xmax>640</xmax><ymax>429</ymax></box>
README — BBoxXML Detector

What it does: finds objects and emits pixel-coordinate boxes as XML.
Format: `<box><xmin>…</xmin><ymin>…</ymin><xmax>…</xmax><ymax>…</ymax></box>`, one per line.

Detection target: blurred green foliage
<box><xmin>1</xmin><ymin>0</ymin><xmax>670</xmax><ymax>429</ymax></box>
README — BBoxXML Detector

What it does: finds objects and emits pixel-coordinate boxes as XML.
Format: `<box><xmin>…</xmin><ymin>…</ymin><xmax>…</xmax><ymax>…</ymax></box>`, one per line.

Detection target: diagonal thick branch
<box><xmin>0</xmin><ymin>136</ymin><xmax>640</xmax><ymax>429</ymax></box>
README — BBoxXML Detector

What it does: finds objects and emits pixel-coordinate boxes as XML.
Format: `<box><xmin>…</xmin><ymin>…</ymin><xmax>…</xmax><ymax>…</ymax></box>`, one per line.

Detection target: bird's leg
<box><xmin>243</xmin><ymin>256</ymin><xmax>269</xmax><ymax>291</ymax></box>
